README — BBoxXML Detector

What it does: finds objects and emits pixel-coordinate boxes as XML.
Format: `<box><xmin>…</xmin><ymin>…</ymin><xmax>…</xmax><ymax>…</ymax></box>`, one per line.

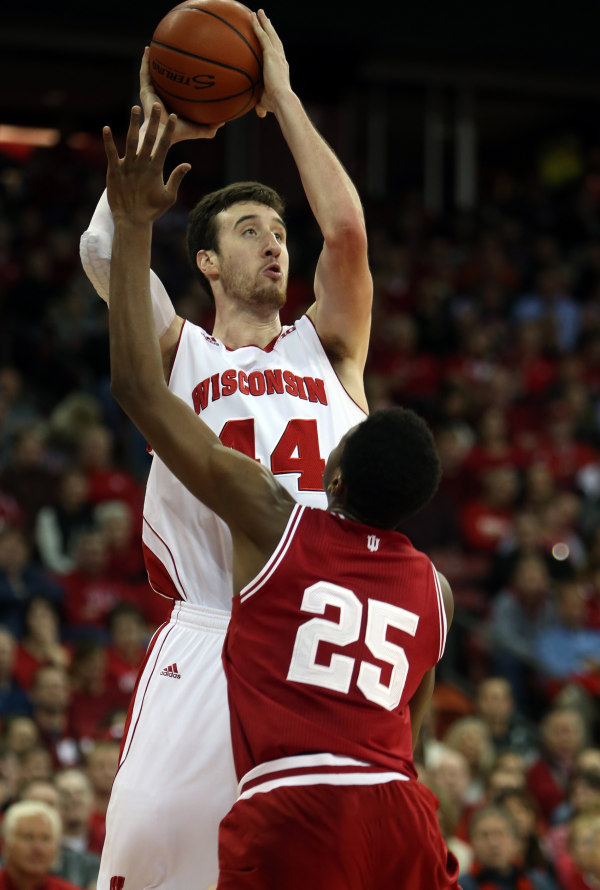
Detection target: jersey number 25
<box><xmin>287</xmin><ymin>581</ymin><xmax>420</xmax><ymax>711</ymax></box>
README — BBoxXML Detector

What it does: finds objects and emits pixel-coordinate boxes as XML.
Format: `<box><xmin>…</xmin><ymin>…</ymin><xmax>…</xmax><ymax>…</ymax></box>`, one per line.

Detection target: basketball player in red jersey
<box><xmin>104</xmin><ymin>105</ymin><xmax>460</xmax><ymax>890</ymax></box>
<box><xmin>81</xmin><ymin>12</ymin><xmax>372</xmax><ymax>890</ymax></box>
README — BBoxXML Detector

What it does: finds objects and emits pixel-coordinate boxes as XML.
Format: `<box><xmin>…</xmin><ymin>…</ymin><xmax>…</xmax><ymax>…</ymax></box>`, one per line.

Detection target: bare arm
<box><xmin>253</xmin><ymin>12</ymin><xmax>372</xmax><ymax>406</ymax></box>
<box><xmin>106</xmin><ymin>106</ymin><xmax>294</xmax><ymax>589</ymax></box>
<box><xmin>408</xmin><ymin>572</ymin><xmax>454</xmax><ymax>748</ymax></box>
<box><xmin>80</xmin><ymin>50</ymin><xmax>222</xmax><ymax>378</ymax></box>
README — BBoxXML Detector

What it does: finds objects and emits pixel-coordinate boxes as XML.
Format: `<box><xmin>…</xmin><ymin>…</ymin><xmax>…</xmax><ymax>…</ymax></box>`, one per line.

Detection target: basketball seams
<box><xmin>176</xmin><ymin>6</ymin><xmax>263</xmax><ymax>71</ymax></box>
<box><xmin>149</xmin><ymin>0</ymin><xmax>263</xmax><ymax>124</ymax></box>
<box><xmin>151</xmin><ymin>39</ymin><xmax>259</xmax><ymax>85</ymax></box>
<box><xmin>154</xmin><ymin>81</ymin><xmax>256</xmax><ymax>109</ymax></box>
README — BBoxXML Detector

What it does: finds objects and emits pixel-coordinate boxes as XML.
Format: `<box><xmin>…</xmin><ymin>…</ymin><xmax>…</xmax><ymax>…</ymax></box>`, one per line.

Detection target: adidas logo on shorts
<box><xmin>160</xmin><ymin>662</ymin><xmax>181</xmax><ymax>679</ymax></box>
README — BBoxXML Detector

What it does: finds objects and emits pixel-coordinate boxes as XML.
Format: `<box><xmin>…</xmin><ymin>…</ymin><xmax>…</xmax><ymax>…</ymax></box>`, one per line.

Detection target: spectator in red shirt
<box><xmin>460</xmin><ymin>466</ymin><xmax>519</xmax><ymax>553</ymax></box>
<box><xmin>85</xmin><ymin>741</ymin><xmax>120</xmax><ymax>856</ymax></box>
<box><xmin>14</xmin><ymin>598</ymin><xmax>70</xmax><ymax>691</ymax></box>
<box><xmin>534</xmin><ymin>401</ymin><xmax>597</xmax><ymax>491</ymax></box>
<box><xmin>463</xmin><ymin>408</ymin><xmax>527</xmax><ymax>495</ymax></box>
<box><xmin>58</xmin><ymin>530</ymin><xmax>126</xmax><ymax>638</ymax></box>
<box><xmin>0</xmin><ymin>799</ymin><xmax>80</xmax><ymax>890</ymax></box>
<box><xmin>527</xmin><ymin>706</ymin><xmax>588</xmax><ymax>822</ymax></box>
<box><xmin>75</xmin><ymin>424</ymin><xmax>143</xmax><ymax>523</ymax></box>
<box><xmin>29</xmin><ymin>666</ymin><xmax>79</xmax><ymax>770</ymax></box>
<box><xmin>508</xmin><ymin>319</ymin><xmax>557</xmax><ymax>401</ymax></box>
<box><xmin>0</xmin><ymin>426</ymin><xmax>59</xmax><ymax>535</ymax></box>
<box><xmin>105</xmin><ymin>603</ymin><xmax>147</xmax><ymax>709</ymax></box>
<box><xmin>93</xmin><ymin>499</ymin><xmax>146</xmax><ymax>585</ymax></box>
<box><xmin>555</xmin><ymin>813</ymin><xmax>600</xmax><ymax>890</ymax></box>
<box><xmin>68</xmin><ymin>642</ymin><xmax>121</xmax><ymax>746</ymax></box>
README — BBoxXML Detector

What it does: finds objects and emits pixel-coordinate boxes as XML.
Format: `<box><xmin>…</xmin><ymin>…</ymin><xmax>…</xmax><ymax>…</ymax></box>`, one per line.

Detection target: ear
<box><xmin>197</xmin><ymin>249</ymin><xmax>219</xmax><ymax>281</ymax></box>
<box><xmin>326</xmin><ymin>471</ymin><xmax>343</xmax><ymax>497</ymax></box>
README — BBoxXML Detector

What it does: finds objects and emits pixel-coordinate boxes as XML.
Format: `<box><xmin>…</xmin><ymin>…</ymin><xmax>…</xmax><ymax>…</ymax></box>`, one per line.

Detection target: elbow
<box><xmin>323</xmin><ymin>216</ymin><xmax>368</xmax><ymax>253</ymax></box>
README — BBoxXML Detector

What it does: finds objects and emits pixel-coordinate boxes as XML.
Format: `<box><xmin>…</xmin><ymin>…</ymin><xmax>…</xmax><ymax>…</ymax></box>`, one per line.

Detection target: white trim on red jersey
<box><xmin>431</xmin><ymin>564</ymin><xmax>448</xmax><ymax>661</ymax></box>
<box><xmin>237</xmin><ymin>752</ymin><xmax>411</xmax><ymax>800</ymax></box>
<box><xmin>239</xmin><ymin>504</ymin><xmax>305</xmax><ymax>602</ymax></box>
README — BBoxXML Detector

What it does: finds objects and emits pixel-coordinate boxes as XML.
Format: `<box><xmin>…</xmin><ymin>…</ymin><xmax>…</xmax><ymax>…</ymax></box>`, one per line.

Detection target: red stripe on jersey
<box><xmin>116</xmin><ymin>621</ymin><xmax>173</xmax><ymax>770</ymax></box>
<box><xmin>142</xmin><ymin>519</ymin><xmax>187</xmax><ymax>601</ymax></box>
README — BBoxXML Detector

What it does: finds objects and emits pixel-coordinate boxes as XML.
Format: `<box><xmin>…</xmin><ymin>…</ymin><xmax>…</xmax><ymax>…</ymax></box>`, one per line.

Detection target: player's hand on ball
<box><xmin>103</xmin><ymin>105</ymin><xmax>191</xmax><ymax>224</ymax></box>
<box><xmin>139</xmin><ymin>49</ymin><xmax>223</xmax><ymax>142</ymax></box>
<box><xmin>252</xmin><ymin>9</ymin><xmax>292</xmax><ymax>117</ymax></box>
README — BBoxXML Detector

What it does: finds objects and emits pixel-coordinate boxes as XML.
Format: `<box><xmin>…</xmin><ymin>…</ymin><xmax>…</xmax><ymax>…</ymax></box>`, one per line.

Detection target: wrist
<box><xmin>270</xmin><ymin>86</ymin><xmax>299</xmax><ymax>117</ymax></box>
<box><xmin>112</xmin><ymin>215</ymin><xmax>154</xmax><ymax>232</ymax></box>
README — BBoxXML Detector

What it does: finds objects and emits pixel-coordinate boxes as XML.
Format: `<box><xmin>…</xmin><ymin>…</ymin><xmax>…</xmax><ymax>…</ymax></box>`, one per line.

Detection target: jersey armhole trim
<box><xmin>167</xmin><ymin>318</ymin><xmax>187</xmax><ymax>385</ymax></box>
<box><xmin>431</xmin><ymin>562</ymin><xmax>448</xmax><ymax>662</ymax></box>
<box><xmin>300</xmin><ymin>314</ymin><xmax>368</xmax><ymax>417</ymax></box>
<box><xmin>239</xmin><ymin>504</ymin><xmax>305</xmax><ymax>602</ymax></box>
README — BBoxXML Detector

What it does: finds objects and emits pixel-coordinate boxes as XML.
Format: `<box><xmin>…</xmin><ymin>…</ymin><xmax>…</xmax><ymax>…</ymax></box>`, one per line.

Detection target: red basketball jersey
<box><xmin>222</xmin><ymin>505</ymin><xmax>448</xmax><ymax>782</ymax></box>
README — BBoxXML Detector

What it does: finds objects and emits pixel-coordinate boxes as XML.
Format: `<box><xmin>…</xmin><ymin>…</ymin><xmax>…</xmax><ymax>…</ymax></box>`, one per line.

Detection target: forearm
<box><xmin>109</xmin><ymin>220</ymin><xmax>166</xmax><ymax>412</ymax></box>
<box><xmin>80</xmin><ymin>189</ymin><xmax>176</xmax><ymax>336</ymax></box>
<box><xmin>274</xmin><ymin>91</ymin><xmax>366</xmax><ymax>240</ymax></box>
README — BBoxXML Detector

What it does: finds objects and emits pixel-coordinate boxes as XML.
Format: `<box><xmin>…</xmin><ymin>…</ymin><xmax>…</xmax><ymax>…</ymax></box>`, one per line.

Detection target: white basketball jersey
<box><xmin>142</xmin><ymin>314</ymin><xmax>366</xmax><ymax>610</ymax></box>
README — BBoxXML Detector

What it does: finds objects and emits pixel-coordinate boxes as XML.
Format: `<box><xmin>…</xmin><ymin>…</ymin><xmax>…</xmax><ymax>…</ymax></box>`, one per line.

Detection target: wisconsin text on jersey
<box><xmin>192</xmin><ymin>368</ymin><xmax>328</xmax><ymax>414</ymax></box>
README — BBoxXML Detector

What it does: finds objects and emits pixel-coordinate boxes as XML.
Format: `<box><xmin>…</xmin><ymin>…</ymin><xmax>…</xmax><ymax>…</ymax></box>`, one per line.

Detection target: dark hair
<box><xmin>186</xmin><ymin>181</ymin><xmax>285</xmax><ymax>302</ymax></box>
<box><xmin>340</xmin><ymin>408</ymin><xmax>441</xmax><ymax>529</ymax></box>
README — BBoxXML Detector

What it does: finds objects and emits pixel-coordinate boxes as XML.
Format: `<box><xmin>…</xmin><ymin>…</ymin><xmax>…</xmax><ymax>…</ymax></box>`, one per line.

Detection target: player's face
<box><xmin>212</xmin><ymin>202</ymin><xmax>289</xmax><ymax>310</ymax></box>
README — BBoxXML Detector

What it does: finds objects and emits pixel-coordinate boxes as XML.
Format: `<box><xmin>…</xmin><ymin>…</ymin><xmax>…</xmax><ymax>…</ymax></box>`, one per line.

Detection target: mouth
<box><xmin>262</xmin><ymin>262</ymin><xmax>282</xmax><ymax>281</ymax></box>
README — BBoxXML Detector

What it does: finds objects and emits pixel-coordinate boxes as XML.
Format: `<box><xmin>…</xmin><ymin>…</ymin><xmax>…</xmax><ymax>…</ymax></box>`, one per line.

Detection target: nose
<box><xmin>262</xmin><ymin>233</ymin><xmax>281</xmax><ymax>258</ymax></box>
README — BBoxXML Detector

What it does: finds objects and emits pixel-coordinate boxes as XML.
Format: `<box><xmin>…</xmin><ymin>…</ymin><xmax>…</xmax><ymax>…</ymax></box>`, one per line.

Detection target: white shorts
<box><xmin>97</xmin><ymin>601</ymin><xmax>236</xmax><ymax>890</ymax></box>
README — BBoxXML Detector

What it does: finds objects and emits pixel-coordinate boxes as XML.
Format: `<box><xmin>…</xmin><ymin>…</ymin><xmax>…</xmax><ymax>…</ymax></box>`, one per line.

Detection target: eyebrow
<box><xmin>233</xmin><ymin>213</ymin><xmax>287</xmax><ymax>231</ymax></box>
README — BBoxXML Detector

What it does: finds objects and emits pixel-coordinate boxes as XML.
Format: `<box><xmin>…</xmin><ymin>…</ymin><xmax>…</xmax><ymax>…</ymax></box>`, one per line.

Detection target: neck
<box><xmin>6</xmin><ymin>864</ymin><xmax>48</xmax><ymax>890</ymax></box>
<box><xmin>212</xmin><ymin>303</ymin><xmax>282</xmax><ymax>350</ymax></box>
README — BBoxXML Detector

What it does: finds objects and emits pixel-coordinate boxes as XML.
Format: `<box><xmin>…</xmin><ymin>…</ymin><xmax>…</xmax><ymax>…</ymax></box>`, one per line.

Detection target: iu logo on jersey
<box><xmin>110</xmin><ymin>877</ymin><xmax>125</xmax><ymax>890</ymax></box>
<box><xmin>367</xmin><ymin>535</ymin><xmax>380</xmax><ymax>552</ymax></box>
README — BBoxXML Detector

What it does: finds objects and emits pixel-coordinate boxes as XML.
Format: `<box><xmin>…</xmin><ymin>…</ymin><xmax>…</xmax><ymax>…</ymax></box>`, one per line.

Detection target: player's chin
<box><xmin>254</xmin><ymin>283</ymin><xmax>287</xmax><ymax>309</ymax></box>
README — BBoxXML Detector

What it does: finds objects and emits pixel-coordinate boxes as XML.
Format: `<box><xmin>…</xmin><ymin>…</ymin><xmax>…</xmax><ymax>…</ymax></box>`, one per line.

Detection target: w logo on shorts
<box><xmin>110</xmin><ymin>878</ymin><xmax>125</xmax><ymax>890</ymax></box>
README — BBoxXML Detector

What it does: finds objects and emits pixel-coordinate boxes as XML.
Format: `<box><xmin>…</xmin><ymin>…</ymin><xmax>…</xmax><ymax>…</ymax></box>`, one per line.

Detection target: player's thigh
<box><xmin>99</xmin><ymin>620</ymin><xmax>236</xmax><ymax>889</ymax></box>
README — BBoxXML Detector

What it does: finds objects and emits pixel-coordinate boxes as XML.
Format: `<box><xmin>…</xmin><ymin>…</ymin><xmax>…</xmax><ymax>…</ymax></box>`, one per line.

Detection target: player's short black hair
<box><xmin>186</xmin><ymin>182</ymin><xmax>285</xmax><ymax>303</ymax></box>
<box><xmin>340</xmin><ymin>408</ymin><xmax>441</xmax><ymax>529</ymax></box>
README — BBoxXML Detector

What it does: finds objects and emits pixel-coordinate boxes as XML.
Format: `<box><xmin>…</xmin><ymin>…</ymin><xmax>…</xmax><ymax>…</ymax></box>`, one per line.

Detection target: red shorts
<box><xmin>216</xmin><ymin>779</ymin><xmax>460</xmax><ymax>890</ymax></box>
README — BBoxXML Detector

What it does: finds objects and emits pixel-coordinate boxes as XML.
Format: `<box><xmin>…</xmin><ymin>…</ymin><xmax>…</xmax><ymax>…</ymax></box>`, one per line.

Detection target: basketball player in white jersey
<box><xmin>105</xmin><ymin>105</ymin><xmax>459</xmax><ymax>889</ymax></box>
<box><xmin>80</xmin><ymin>11</ymin><xmax>372</xmax><ymax>890</ymax></box>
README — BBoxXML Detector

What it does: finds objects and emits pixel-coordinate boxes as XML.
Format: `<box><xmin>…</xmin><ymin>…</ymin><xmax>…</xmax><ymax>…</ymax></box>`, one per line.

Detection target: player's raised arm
<box><xmin>106</xmin><ymin>106</ymin><xmax>294</xmax><ymax>580</ymax></box>
<box><xmin>252</xmin><ymin>11</ymin><xmax>372</xmax><ymax>409</ymax></box>
<box><xmin>80</xmin><ymin>50</ymin><xmax>222</xmax><ymax>377</ymax></box>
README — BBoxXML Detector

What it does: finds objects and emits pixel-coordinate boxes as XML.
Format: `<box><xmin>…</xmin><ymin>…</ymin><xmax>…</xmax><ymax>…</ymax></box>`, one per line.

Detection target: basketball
<box><xmin>149</xmin><ymin>0</ymin><xmax>263</xmax><ymax>125</ymax></box>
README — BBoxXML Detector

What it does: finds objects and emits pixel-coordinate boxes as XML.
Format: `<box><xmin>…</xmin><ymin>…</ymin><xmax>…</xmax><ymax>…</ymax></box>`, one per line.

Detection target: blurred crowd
<box><xmin>1</xmin><ymin>125</ymin><xmax>600</xmax><ymax>888</ymax></box>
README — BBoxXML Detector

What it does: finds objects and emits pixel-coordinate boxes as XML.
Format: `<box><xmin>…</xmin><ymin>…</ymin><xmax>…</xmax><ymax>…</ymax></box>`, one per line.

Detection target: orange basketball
<box><xmin>149</xmin><ymin>0</ymin><xmax>263</xmax><ymax>125</ymax></box>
